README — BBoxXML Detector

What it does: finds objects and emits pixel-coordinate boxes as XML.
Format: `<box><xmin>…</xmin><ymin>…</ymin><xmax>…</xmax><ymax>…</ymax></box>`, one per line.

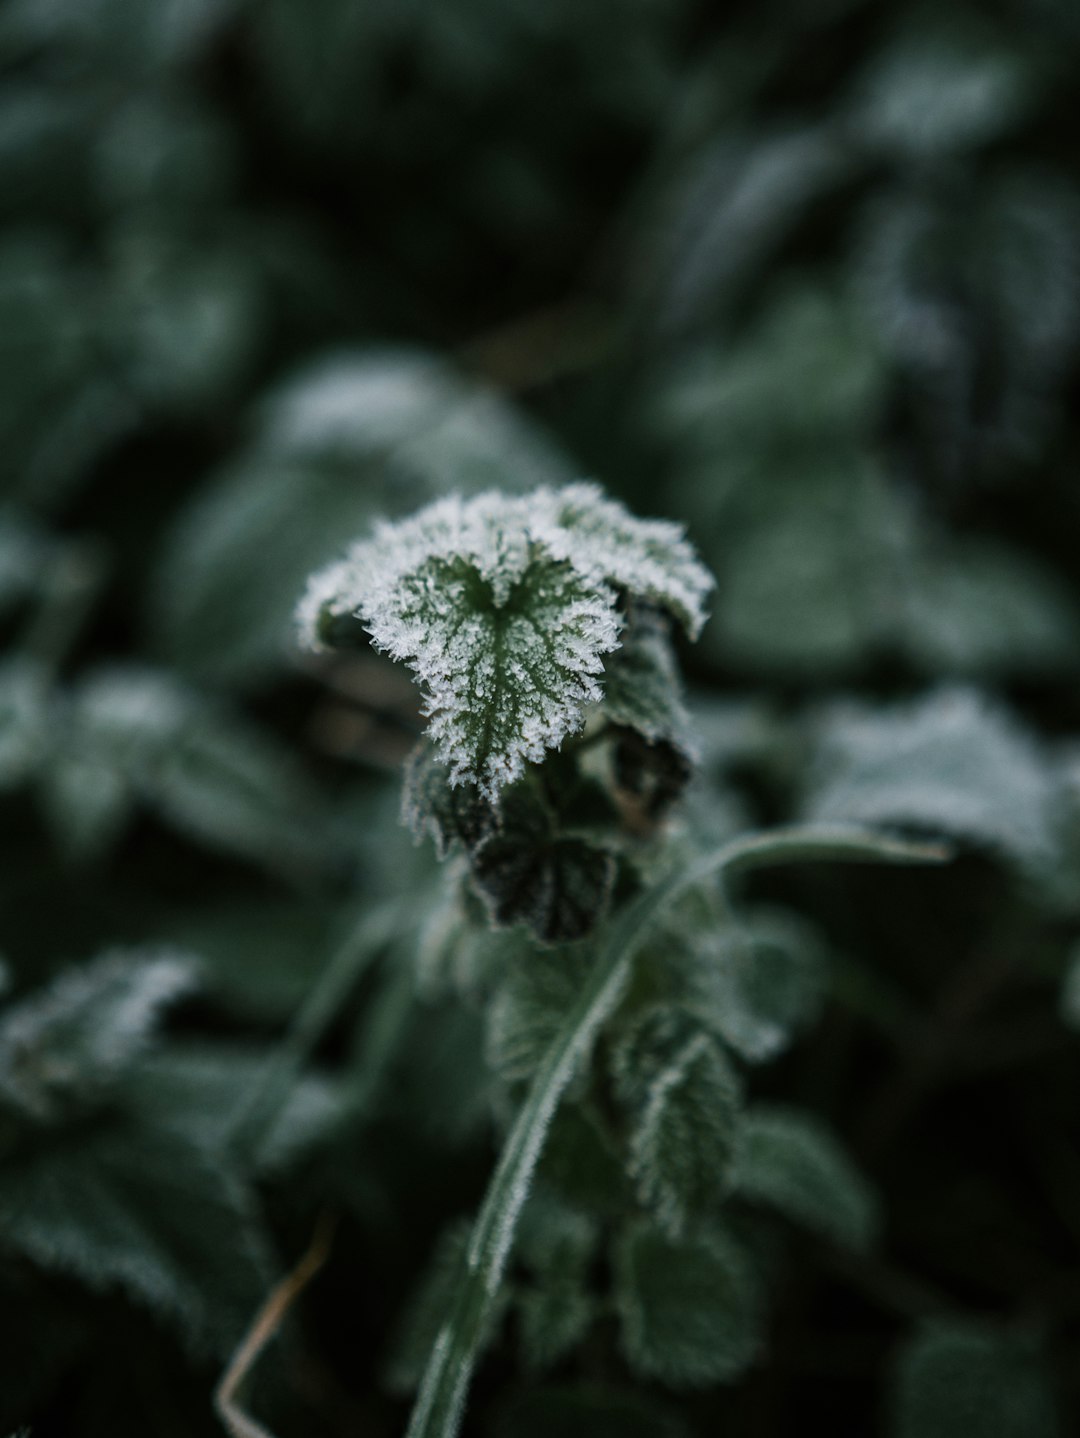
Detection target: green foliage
<box><xmin>614</xmin><ymin>1006</ymin><xmax>741</xmax><ymax>1232</ymax></box>
<box><xmin>614</xmin><ymin>1222</ymin><xmax>762</xmax><ymax>1388</ymax></box>
<box><xmin>890</xmin><ymin>1322</ymin><xmax>1060</xmax><ymax>1438</ymax></box>
<box><xmin>4</xmin><ymin>1</ymin><xmax>1080</xmax><ymax>1435</ymax></box>
<box><xmin>733</xmin><ymin>1105</ymin><xmax>878</xmax><ymax>1252</ymax></box>
<box><xmin>803</xmin><ymin>689</ymin><xmax>1062</xmax><ymax>872</ymax></box>
<box><xmin>0</xmin><ymin>948</ymin><xmax>197</xmax><ymax>1121</ymax></box>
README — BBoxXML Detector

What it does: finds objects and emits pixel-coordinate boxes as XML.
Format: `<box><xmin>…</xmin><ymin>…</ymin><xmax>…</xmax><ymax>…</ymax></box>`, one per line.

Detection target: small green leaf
<box><xmin>470</xmin><ymin>786</ymin><xmax>616</xmax><ymax>944</ymax></box>
<box><xmin>601</xmin><ymin>607</ymin><xmax>695</xmax><ymax>819</ymax></box>
<box><xmin>734</xmin><ymin>1104</ymin><xmax>879</xmax><ymax>1251</ymax></box>
<box><xmin>689</xmin><ymin>907</ymin><xmax>827</xmax><ymax>1064</ymax></box>
<box><xmin>517</xmin><ymin>1280</ymin><xmax>596</xmax><ymax>1374</ymax></box>
<box><xmin>614</xmin><ymin>1221</ymin><xmax>762</xmax><ymax>1388</ymax></box>
<box><xmin>614</xmin><ymin>1007</ymin><xmax>741</xmax><ymax>1232</ymax></box>
<box><xmin>487</xmin><ymin>944</ymin><xmax>595</xmax><ymax>1086</ymax></box>
<box><xmin>890</xmin><ymin>1321</ymin><xmax>1060</xmax><ymax>1438</ymax></box>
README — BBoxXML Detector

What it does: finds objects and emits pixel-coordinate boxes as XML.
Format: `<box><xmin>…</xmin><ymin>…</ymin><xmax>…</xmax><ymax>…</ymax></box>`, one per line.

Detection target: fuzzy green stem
<box><xmin>403</xmin><ymin>824</ymin><xmax>949</xmax><ymax>1438</ymax></box>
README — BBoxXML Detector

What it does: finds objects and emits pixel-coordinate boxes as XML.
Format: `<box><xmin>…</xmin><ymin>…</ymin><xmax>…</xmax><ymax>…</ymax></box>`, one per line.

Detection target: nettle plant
<box><xmin>299</xmin><ymin>482</ymin><xmax>946</xmax><ymax>1438</ymax></box>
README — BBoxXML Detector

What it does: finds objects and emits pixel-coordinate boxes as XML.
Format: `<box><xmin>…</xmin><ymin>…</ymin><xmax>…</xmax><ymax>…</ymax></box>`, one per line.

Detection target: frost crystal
<box><xmin>298</xmin><ymin>484</ymin><xmax>714</xmax><ymax>799</ymax></box>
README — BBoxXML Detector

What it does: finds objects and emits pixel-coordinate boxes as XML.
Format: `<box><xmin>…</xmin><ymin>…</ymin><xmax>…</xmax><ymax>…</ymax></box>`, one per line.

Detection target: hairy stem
<box><xmin>404</xmin><ymin>824</ymin><xmax>949</xmax><ymax>1438</ymax></box>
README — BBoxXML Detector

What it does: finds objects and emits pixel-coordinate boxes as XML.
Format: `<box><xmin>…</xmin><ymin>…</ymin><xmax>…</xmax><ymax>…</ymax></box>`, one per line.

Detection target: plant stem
<box><xmin>403</xmin><ymin>824</ymin><xmax>949</xmax><ymax>1438</ymax></box>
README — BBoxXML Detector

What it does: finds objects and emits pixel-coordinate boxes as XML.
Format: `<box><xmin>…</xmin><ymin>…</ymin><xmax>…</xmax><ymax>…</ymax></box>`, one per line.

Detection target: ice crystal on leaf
<box><xmin>298</xmin><ymin>484</ymin><xmax>713</xmax><ymax>800</ymax></box>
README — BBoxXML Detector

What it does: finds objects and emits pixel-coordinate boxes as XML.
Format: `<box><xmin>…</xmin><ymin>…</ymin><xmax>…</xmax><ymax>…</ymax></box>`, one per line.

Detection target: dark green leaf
<box><xmin>614</xmin><ymin>1221</ymin><xmax>762</xmax><ymax>1388</ymax></box>
<box><xmin>734</xmin><ymin>1105</ymin><xmax>879</xmax><ymax>1251</ymax></box>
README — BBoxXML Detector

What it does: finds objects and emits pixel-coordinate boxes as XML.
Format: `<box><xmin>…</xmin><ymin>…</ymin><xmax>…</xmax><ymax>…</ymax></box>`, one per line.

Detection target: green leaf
<box><xmin>514</xmin><ymin>1187</ymin><xmax>597</xmax><ymax>1280</ymax></box>
<box><xmin>613</xmin><ymin>1007</ymin><xmax>741</xmax><ymax>1232</ymax></box>
<box><xmin>890</xmin><ymin>1321</ymin><xmax>1060</xmax><ymax>1438</ymax></box>
<box><xmin>487</xmin><ymin>945</ymin><xmax>596</xmax><ymax>1087</ymax></box>
<box><xmin>688</xmin><ymin>907</ymin><xmax>827</xmax><ymax>1064</ymax></box>
<box><xmin>469</xmin><ymin>786</ymin><xmax>616</xmax><ymax>943</ymax></box>
<box><xmin>600</xmin><ymin>610</ymin><xmax>690</xmax><ymax>744</ymax></box>
<box><xmin>601</xmin><ymin>607</ymin><xmax>695</xmax><ymax>819</ymax></box>
<box><xmin>540</xmin><ymin>485</ymin><xmax>713</xmax><ymax>640</ymax></box>
<box><xmin>0</xmin><ymin>1114</ymin><xmax>271</xmax><ymax>1355</ymax></box>
<box><xmin>0</xmin><ymin>949</ymin><xmax>198</xmax><ymax>1123</ymax></box>
<box><xmin>803</xmin><ymin>689</ymin><xmax>1061</xmax><ymax>872</ymax></box>
<box><xmin>298</xmin><ymin>484</ymin><xmax>713</xmax><ymax>799</ymax></box>
<box><xmin>614</xmin><ymin>1222</ymin><xmax>762</xmax><ymax>1388</ymax></box>
<box><xmin>733</xmin><ymin>1105</ymin><xmax>879</xmax><ymax>1251</ymax></box>
<box><xmin>517</xmin><ymin>1280</ymin><xmax>596</xmax><ymax>1375</ymax></box>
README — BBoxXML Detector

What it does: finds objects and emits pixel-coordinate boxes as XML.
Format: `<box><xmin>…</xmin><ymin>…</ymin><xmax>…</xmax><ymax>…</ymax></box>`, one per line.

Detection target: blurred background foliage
<box><xmin>3</xmin><ymin>0</ymin><xmax>1080</xmax><ymax>1434</ymax></box>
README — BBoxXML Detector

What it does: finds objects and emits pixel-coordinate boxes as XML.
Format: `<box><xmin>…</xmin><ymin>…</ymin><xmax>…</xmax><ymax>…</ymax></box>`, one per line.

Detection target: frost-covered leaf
<box><xmin>733</xmin><ymin>1105</ymin><xmax>878</xmax><ymax>1251</ymax></box>
<box><xmin>42</xmin><ymin>667</ymin><xmax>330</xmax><ymax>871</ymax></box>
<box><xmin>613</xmin><ymin>1007</ymin><xmax>741</xmax><ymax>1232</ymax></box>
<box><xmin>298</xmin><ymin>484</ymin><xmax>712</xmax><ymax>799</ymax></box>
<box><xmin>154</xmin><ymin>349</ymin><xmax>575</xmax><ymax>680</ymax></box>
<box><xmin>0</xmin><ymin>1115</ymin><xmax>271</xmax><ymax>1354</ymax></box>
<box><xmin>803</xmin><ymin>689</ymin><xmax>1062</xmax><ymax>872</ymax></box>
<box><xmin>0</xmin><ymin>949</ymin><xmax>198</xmax><ymax>1123</ymax></box>
<box><xmin>614</xmin><ymin>1222</ymin><xmax>762</xmax><ymax>1388</ymax></box>
<box><xmin>890</xmin><ymin>1322</ymin><xmax>1060</xmax><ymax>1438</ymax></box>
<box><xmin>536</xmin><ymin>485</ymin><xmax>713</xmax><ymax>640</ymax></box>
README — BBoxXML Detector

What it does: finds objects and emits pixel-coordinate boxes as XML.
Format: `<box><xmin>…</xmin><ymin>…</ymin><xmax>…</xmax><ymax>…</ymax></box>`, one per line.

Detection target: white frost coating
<box><xmin>296</xmin><ymin>484</ymin><xmax>715</xmax><ymax>799</ymax></box>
